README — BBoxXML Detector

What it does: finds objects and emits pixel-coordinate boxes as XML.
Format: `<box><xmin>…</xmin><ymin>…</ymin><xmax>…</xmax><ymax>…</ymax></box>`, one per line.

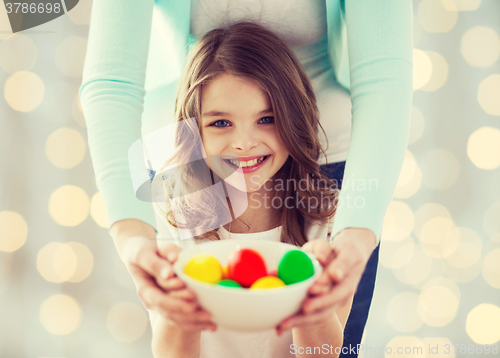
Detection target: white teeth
<box><xmin>243</xmin><ymin>159</ymin><xmax>257</xmax><ymax>167</ymax></box>
<box><xmin>227</xmin><ymin>156</ymin><xmax>267</xmax><ymax>168</ymax></box>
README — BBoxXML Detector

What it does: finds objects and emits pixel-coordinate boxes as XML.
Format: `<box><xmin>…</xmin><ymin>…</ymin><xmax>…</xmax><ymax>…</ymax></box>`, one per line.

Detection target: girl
<box><xmin>150</xmin><ymin>22</ymin><xmax>354</xmax><ymax>358</ymax></box>
<box><xmin>81</xmin><ymin>1</ymin><xmax>413</xmax><ymax>355</ymax></box>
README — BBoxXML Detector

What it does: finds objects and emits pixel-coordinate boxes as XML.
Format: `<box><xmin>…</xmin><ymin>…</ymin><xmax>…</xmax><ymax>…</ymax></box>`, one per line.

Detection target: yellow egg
<box><xmin>184</xmin><ymin>254</ymin><xmax>223</xmax><ymax>284</ymax></box>
<box><xmin>250</xmin><ymin>276</ymin><xmax>286</xmax><ymax>289</ymax></box>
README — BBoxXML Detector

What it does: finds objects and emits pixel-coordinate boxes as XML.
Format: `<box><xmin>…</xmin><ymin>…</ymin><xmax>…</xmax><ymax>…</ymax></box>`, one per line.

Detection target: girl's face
<box><xmin>200</xmin><ymin>73</ymin><xmax>290</xmax><ymax>193</ymax></box>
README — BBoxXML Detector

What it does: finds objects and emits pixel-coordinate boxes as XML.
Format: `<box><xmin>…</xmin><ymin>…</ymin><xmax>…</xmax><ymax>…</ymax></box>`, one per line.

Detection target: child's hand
<box><xmin>155</xmin><ymin>243</ymin><xmax>218</xmax><ymax>332</ymax></box>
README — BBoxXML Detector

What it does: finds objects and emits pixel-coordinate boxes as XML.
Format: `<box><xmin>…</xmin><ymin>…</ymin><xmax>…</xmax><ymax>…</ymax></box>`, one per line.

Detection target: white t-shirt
<box><xmin>154</xmin><ymin>200</ymin><xmax>334</xmax><ymax>358</ymax></box>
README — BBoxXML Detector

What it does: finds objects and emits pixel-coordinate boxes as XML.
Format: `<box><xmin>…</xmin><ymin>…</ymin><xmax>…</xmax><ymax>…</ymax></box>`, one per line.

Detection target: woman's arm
<box><xmin>110</xmin><ymin>219</ymin><xmax>156</xmax><ymax>262</ymax></box>
<box><xmin>79</xmin><ymin>0</ymin><xmax>158</xmax><ymax>230</ymax></box>
<box><xmin>326</xmin><ymin>0</ymin><xmax>414</xmax><ymax>248</ymax></box>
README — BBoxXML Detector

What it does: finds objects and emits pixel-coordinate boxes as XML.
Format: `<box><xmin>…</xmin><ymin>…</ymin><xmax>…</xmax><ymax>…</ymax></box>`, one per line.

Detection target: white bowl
<box><xmin>173</xmin><ymin>239</ymin><xmax>323</xmax><ymax>332</ymax></box>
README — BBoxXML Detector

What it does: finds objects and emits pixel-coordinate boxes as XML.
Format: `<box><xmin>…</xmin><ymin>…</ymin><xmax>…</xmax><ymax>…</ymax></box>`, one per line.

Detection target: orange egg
<box><xmin>222</xmin><ymin>266</ymin><xmax>229</xmax><ymax>280</ymax></box>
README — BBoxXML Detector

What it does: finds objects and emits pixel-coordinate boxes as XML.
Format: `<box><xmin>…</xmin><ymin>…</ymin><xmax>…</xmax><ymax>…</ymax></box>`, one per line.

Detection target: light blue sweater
<box><xmin>79</xmin><ymin>0</ymin><xmax>413</xmax><ymax>248</ymax></box>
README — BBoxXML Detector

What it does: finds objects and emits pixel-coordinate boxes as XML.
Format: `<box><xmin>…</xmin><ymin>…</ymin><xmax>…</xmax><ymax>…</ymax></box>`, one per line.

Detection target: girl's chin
<box><xmin>224</xmin><ymin>180</ymin><xmax>263</xmax><ymax>194</ymax></box>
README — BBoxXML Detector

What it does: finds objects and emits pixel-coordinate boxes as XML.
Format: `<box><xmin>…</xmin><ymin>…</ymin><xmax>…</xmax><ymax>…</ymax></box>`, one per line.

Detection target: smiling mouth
<box><xmin>223</xmin><ymin>155</ymin><xmax>270</xmax><ymax>169</ymax></box>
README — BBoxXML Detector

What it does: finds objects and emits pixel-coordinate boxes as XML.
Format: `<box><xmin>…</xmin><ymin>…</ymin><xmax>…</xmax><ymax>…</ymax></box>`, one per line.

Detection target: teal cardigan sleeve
<box><xmin>326</xmin><ymin>0</ymin><xmax>414</xmax><ymax>248</ymax></box>
<box><xmin>79</xmin><ymin>0</ymin><xmax>157</xmax><ymax>230</ymax></box>
<box><xmin>79</xmin><ymin>0</ymin><xmax>191</xmax><ymax>231</ymax></box>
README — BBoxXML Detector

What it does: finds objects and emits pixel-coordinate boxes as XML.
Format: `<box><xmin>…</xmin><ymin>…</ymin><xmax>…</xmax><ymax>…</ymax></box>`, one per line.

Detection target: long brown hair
<box><xmin>155</xmin><ymin>21</ymin><xmax>339</xmax><ymax>247</ymax></box>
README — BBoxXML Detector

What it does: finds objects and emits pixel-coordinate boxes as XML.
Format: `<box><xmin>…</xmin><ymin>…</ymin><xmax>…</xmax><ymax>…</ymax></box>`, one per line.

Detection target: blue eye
<box><xmin>210</xmin><ymin>120</ymin><xmax>231</xmax><ymax>127</ymax></box>
<box><xmin>259</xmin><ymin>116</ymin><xmax>274</xmax><ymax>124</ymax></box>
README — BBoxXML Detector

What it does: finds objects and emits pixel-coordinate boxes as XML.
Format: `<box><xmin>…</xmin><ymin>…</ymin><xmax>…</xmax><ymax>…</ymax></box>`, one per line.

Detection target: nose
<box><xmin>232</xmin><ymin>127</ymin><xmax>258</xmax><ymax>152</ymax></box>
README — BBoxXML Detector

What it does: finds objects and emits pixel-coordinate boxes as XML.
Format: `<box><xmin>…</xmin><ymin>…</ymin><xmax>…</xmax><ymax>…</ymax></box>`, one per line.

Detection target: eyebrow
<box><xmin>202</xmin><ymin>108</ymin><xmax>273</xmax><ymax>117</ymax></box>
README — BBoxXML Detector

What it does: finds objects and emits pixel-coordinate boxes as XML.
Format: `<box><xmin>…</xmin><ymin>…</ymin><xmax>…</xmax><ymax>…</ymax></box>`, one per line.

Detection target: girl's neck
<box><xmin>224</xmin><ymin>180</ymin><xmax>282</xmax><ymax>234</ymax></box>
<box><xmin>226</xmin><ymin>207</ymin><xmax>281</xmax><ymax>234</ymax></box>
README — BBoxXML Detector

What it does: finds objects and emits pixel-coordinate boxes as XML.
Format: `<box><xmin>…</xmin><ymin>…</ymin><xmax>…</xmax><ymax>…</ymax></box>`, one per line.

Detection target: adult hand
<box><xmin>122</xmin><ymin>237</ymin><xmax>216</xmax><ymax>332</ymax></box>
<box><xmin>276</xmin><ymin>228</ymin><xmax>376</xmax><ymax>333</ymax></box>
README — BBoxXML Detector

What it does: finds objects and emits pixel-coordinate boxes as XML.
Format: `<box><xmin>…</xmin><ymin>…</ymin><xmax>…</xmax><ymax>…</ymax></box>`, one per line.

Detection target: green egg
<box><xmin>217</xmin><ymin>279</ymin><xmax>242</xmax><ymax>288</ymax></box>
<box><xmin>278</xmin><ymin>250</ymin><xmax>314</xmax><ymax>285</ymax></box>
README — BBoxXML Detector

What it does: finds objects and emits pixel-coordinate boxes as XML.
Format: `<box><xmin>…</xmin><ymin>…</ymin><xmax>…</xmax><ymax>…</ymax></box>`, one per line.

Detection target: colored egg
<box><xmin>278</xmin><ymin>250</ymin><xmax>314</xmax><ymax>285</ymax></box>
<box><xmin>250</xmin><ymin>276</ymin><xmax>286</xmax><ymax>289</ymax></box>
<box><xmin>217</xmin><ymin>279</ymin><xmax>242</xmax><ymax>288</ymax></box>
<box><xmin>222</xmin><ymin>266</ymin><xmax>229</xmax><ymax>279</ymax></box>
<box><xmin>227</xmin><ymin>248</ymin><xmax>267</xmax><ymax>288</ymax></box>
<box><xmin>184</xmin><ymin>254</ymin><xmax>223</xmax><ymax>284</ymax></box>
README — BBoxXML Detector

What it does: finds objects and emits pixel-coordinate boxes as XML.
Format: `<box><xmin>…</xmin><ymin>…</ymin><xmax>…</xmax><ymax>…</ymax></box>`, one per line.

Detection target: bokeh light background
<box><xmin>0</xmin><ymin>0</ymin><xmax>499</xmax><ymax>357</ymax></box>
